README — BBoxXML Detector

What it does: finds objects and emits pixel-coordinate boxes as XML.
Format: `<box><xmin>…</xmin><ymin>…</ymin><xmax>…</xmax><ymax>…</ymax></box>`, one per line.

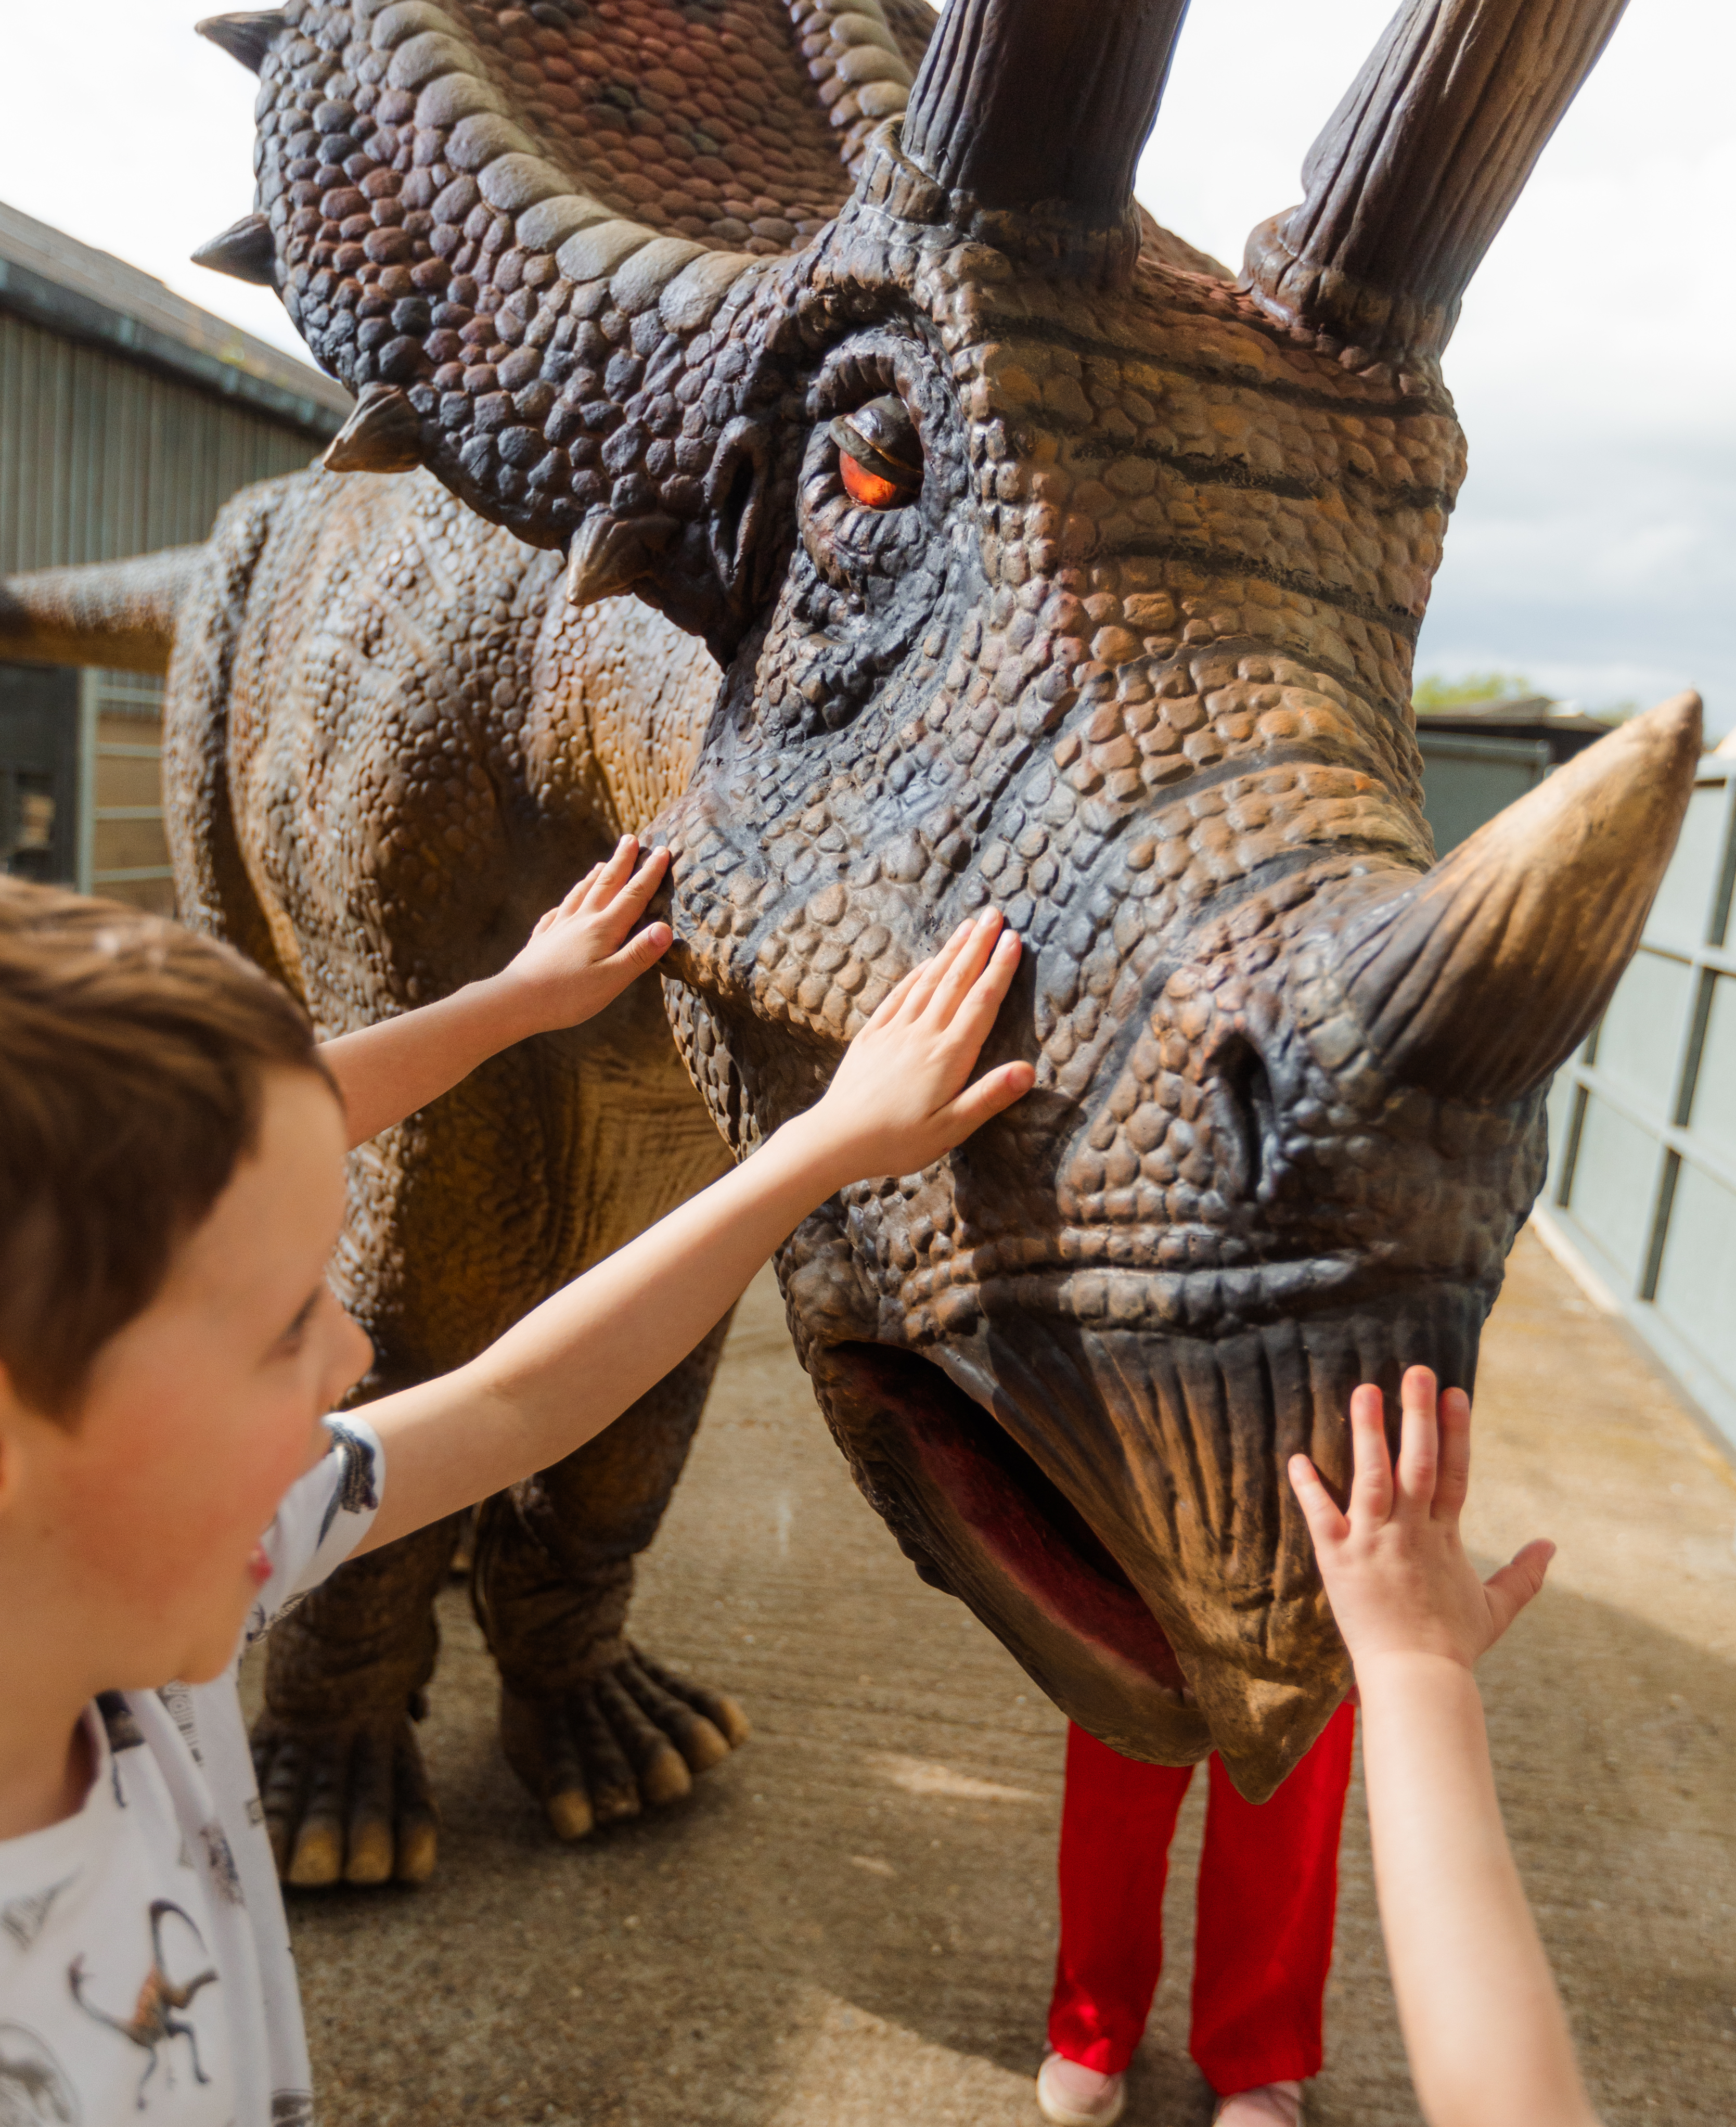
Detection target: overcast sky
<box><xmin>4</xmin><ymin>1</ymin><xmax>1731</xmax><ymax>732</ymax></box>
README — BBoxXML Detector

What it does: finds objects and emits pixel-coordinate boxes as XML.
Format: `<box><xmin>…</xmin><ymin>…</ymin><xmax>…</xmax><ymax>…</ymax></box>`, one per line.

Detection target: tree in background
<box><xmin>1412</xmin><ymin>672</ymin><xmax>1538</xmax><ymax>710</ymax></box>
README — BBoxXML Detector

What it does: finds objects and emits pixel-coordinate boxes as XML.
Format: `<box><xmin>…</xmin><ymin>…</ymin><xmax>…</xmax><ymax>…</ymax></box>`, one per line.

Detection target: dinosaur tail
<box><xmin>0</xmin><ymin>545</ymin><xmax>204</xmax><ymax>676</ymax></box>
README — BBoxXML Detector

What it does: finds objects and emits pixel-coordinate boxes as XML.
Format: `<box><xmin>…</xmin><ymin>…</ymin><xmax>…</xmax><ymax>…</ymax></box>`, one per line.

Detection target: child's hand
<box><xmin>805</xmin><ymin>908</ymin><xmax>1035</xmax><ymax>1185</ymax></box>
<box><xmin>1289</xmin><ymin>1368</ymin><xmax>1555</xmax><ymax>1674</ymax></box>
<box><xmin>495</xmin><ymin>837</ymin><xmax>672</xmax><ymax>1035</ymax></box>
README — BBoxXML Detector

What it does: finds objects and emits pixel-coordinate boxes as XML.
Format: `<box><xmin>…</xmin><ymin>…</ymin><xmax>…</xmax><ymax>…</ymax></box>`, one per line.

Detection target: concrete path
<box><xmin>264</xmin><ymin>1230</ymin><xmax>1736</xmax><ymax>2125</ymax></box>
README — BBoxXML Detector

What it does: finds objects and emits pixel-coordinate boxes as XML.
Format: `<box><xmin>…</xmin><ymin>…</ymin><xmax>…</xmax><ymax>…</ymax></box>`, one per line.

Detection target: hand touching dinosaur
<box><xmin>320</xmin><ymin>835</ymin><xmax>671</xmax><ymax>1147</ymax></box>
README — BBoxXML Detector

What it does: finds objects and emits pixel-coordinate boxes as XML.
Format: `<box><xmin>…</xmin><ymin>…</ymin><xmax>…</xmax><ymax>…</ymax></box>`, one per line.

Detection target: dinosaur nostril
<box><xmin>1212</xmin><ymin>1036</ymin><xmax>1275</xmax><ymax>1201</ymax></box>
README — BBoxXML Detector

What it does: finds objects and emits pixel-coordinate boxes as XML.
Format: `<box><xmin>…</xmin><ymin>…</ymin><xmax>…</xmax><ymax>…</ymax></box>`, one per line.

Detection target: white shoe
<box><xmin>1036</xmin><ymin>2052</ymin><xmax>1127</xmax><ymax>2126</ymax></box>
<box><xmin>1213</xmin><ymin>2081</ymin><xmax>1304</xmax><ymax>2126</ymax></box>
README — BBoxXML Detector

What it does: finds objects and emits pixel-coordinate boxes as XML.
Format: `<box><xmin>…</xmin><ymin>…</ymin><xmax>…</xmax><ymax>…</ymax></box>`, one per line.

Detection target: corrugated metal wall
<box><xmin>0</xmin><ymin>307</ymin><xmax>319</xmax><ymax>573</ymax></box>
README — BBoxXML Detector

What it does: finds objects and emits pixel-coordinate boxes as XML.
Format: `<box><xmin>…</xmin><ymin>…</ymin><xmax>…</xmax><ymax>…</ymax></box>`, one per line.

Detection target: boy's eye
<box><xmin>829</xmin><ymin>395</ymin><xmax>922</xmax><ymax>511</ymax></box>
<box><xmin>273</xmin><ymin>1290</ymin><xmax>320</xmax><ymax>1357</ymax></box>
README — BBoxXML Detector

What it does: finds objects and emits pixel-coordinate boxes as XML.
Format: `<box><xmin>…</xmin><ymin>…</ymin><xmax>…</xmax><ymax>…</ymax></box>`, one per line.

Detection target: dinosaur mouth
<box><xmin>808</xmin><ymin>1282</ymin><xmax>1487</xmax><ymax>1795</ymax></box>
<box><xmin>811</xmin><ymin>1341</ymin><xmax>1215</xmax><ymax>1770</ymax></box>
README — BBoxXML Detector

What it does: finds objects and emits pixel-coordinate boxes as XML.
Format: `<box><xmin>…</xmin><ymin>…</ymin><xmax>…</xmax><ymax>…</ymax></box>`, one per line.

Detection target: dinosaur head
<box><xmin>205</xmin><ymin>0</ymin><xmax>1701</xmax><ymax>1793</ymax></box>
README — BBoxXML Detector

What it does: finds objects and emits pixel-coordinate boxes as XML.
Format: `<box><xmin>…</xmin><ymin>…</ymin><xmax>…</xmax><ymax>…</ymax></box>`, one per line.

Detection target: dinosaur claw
<box><xmin>545</xmin><ymin>1787</ymin><xmax>596</xmax><ymax>1843</ymax></box>
<box><xmin>394</xmin><ymin>1816</ymin><xmax>440</xmax><ymax>1882</ymax></box>
<box><xmin>285</xmin><ymin>1818</ymin><xmax>344</xmax><ymax>1889</ymax></box>
<box><xmin>499</xmin><ymin>1648</ymin><xmax>748</xmax><ymax>1842</ymax></box>
<box><xmin>638</xmin><ymin>1739</ymin><xmax>694</xmax><ymax>1809</ymax></box>
<box><xmin>252</xmin><ymin>1708</ymin><xmax>439</xmax><ymax>1890</ymax></box>
<box><xmin>341</xmin><ymin>1820</ymin><xmax>394</xmax><ymax>1886</ymax></box>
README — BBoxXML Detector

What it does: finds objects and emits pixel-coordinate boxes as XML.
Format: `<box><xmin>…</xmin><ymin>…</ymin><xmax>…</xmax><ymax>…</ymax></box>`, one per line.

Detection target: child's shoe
<box><xmin>1212</xmin><ymin>2081</ymin><xmax>1304</xmax><ymax>2125</ymax></box>
<box><xmin>1036</xmin><ymin>2052</ymin><xmax>1127</xmax><ymax>2125</ymax></box>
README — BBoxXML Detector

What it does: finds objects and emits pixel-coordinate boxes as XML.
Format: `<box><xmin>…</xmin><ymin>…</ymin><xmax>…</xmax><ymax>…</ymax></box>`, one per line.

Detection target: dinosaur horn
<box><xmin>191</xmin><ymin>213</ymin><xmax>276</xmax><ymax>287</ymax></box>
<box><xmin>901</xmin><ymin>0</ymin><xmax>1192</xmax><ymax>226</ymax></box>
<box><xmin>1245</xmin><ymin>0</ymin><xmax>1629</xmax><ymax>361</ymax></box>
<box><xmin>196</xmin><ymin>10</ymin><xmax>290</xmax><ymax>73</ymax></box>
<box><xmin>1336</xmin><ymin>693</ymin><xmax>1703</xmax><ymax>1107</ymax></box>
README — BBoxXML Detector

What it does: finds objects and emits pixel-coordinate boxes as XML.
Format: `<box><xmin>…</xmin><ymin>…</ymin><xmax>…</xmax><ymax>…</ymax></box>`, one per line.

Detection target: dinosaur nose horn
<box><xmin>1336</xmin><ymin>692</ymin><xmax>1703</xmax><ymax>1107</ymax></box>
<box><xmin>902</xmin><ymin>0</ymin><xmax>1192</xmax><ymax>229</ymax></box>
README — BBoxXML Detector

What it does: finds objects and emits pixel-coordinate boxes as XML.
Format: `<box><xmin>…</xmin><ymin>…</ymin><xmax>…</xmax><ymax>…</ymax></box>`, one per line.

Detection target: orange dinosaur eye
<box><xmin>829</xmin><ymin>396</ymin><xmax>922</xmax><ymax>512</ymax></box>
<box><xmin>840</xmin><ymin>451</ymin><xmax>904</xmax><ymax>509</ymax></box>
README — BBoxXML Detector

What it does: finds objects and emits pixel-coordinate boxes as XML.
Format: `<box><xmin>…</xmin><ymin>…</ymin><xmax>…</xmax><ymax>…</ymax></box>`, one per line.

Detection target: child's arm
<box><xmin>351</xmin><ymin>909</ymin><xmax>1034</xmax><ymax>1553</ymax></box>
<box><xmin>1289</xmin><ymin>1374</ymin><xmax>1596</xmax><ymax>2127</ymax></box>
<box><xmin>321</xmin><ymin>836</ymin><xmax>670</xmax><ymax>1148</ymax></box>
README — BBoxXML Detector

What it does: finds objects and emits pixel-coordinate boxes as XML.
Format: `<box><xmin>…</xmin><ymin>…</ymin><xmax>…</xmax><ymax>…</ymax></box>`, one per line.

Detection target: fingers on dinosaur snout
<box><xmin>1346</xmin><ymin>1383</ymin><xmax>1395</xmax><ymax>1525</ymax></box>
<box><xmin>1288</xmin><ymin>1453</ymin><xmax>1350</xmax><ymax>1549</ymax></box>
<box><xmin>1432</xmin><ymin>1386</ymin><xmax>1474</xmax><ymax>1520</ymax></box>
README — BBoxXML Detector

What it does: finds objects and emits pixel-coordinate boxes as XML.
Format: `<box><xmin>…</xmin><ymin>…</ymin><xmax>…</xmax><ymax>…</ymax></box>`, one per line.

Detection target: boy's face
<box><xmin>5</xmin><ymin>1067</ymin><xmax>372</xmax><ymax>1689</ymax></box>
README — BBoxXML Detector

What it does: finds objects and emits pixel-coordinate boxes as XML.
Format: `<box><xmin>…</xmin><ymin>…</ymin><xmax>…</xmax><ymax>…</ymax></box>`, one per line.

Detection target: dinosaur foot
<box><xmin>251</xmin><ymin>1708</ymin><xmax>438</xmax><ymax>1889</ymax></box>
<box><xmin>500</xmin><ymin>1645</ymin><xmax>750</xmax><ymax>1842</ymax></box>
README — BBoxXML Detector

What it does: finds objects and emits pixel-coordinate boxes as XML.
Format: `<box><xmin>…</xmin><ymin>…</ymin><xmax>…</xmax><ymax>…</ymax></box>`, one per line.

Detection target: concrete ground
<box><xmin>259</xmin><ymin>1229</ymin><xmax>1736</xmax><ymax>2124</ymax></box>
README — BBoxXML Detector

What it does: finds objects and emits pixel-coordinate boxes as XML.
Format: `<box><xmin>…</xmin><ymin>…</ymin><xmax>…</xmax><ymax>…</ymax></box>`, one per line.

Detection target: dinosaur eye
<box><xmin>829</xmin><ymin>395</ymin><xmax>922</xmax><ymax>511</ymax></box>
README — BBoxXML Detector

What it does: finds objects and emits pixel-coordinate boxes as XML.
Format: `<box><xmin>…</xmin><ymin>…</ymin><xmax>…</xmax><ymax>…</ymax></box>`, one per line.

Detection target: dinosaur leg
<box><xmin>253</xmin><ymin>1508</ymin><xmax>459</xmax><ymax>1887</ymax></box>
<box><xmin>166</xmin><ymin>2015</ymin><xmax>211</xmax><ymax>2088</ymax></box>
<box><xmin>474</xmin><ymin>1315</ymin><xmax>749</xmax><ymax>1840</ymax></box>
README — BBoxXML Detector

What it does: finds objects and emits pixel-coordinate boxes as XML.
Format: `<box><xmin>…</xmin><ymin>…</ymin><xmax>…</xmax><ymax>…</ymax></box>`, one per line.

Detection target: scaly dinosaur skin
<box><xmin>185</xmin><ymin>468</ymin><xmax>756</xmax><ymax>1882</ymax></box>
<box><xmin>2</xmin><ymin>0</ymin><xmax>1699</xmax><ymax>1851</ymax></box>
<box><xmin>130</xmin><ymin>463</ymin><xmax>744</xmax><ymax>1883</ymax></box>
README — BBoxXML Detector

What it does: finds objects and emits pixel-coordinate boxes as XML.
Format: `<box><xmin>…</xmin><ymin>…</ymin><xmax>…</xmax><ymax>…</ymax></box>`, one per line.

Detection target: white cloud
<box><xmin>3</xmin><ymin>2</ymin><xmax>1732</xmax><ymax>731</ymax></box>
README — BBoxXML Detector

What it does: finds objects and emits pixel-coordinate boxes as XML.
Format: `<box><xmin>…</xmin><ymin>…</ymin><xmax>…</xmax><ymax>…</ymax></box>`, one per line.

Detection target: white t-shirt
<box><xmin>0</xmin><ymin>1416</ymin><xmax>383</xmax><ymax>2127</ymax></box>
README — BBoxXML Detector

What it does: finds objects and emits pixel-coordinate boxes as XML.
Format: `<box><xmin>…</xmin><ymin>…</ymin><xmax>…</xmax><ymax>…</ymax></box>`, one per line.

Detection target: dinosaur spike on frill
<box><xmin>322</xmin><ymin>385</ymin><xmax>425</xmax><ymax>476</ymax></box>
<box><xmin>195</xmin><ymin>9</ymin><xmax>291</xmax><ymax>73</ymax></box>
<box><xmin>190</xmin><ymin>213</ymin><xmax>276</xmax><ymax>287</ymax></box>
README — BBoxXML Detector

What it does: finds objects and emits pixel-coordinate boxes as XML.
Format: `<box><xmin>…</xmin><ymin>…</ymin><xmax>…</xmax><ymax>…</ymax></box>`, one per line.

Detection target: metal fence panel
<box><xmin>1416</xmin><ymin>732</ymin><xmax>1550</xmax><ymax>856</ymax></box>
<box><xmin>1537</xmin><ymin>760</ymin><xmax>1736</xmax><ymax>1456</ymax></box>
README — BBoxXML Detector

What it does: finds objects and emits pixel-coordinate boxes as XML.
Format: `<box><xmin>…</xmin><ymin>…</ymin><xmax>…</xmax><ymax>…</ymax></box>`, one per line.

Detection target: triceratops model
<box><xmin>2</xmin><ymin>0</ymin><xmax>1700</xmax><ymax>1883</ymax></box>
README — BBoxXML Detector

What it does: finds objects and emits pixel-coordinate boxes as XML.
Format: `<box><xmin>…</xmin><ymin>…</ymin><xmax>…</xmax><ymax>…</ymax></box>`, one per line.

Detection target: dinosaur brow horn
<box><xmin>901</xmin><ymin>0</ymin><xmax>1192</xmax><ymax>226</ymax></box>
<box><xmin>1245</xmin><ymin>0</ymin><xmax>1629</xmax><ymax>360</ymax></box>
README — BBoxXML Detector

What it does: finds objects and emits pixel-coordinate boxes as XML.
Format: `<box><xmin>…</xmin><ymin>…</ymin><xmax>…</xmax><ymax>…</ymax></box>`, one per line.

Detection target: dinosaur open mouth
<box><xmin>814</xmin><ymin>1342</ymin><xmax>1211</xmax><ymax>1762</ymax></box>
<box><xmin>811</xmin><ymin>1279</ymin><xmax>1491</xmax><ymax>1789</ymax></box>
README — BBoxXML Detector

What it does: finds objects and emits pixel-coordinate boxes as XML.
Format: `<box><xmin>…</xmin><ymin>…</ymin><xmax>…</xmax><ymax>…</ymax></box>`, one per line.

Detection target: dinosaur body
<box><xmin>174</xmin><ymin>463</ymin><xmax>757</xmax><ymax>1877</ymax></box>
<box><xmin>1</xmin><ymin>0</ymin><xmax>1700</xmax><ymax>1865</ymax></box>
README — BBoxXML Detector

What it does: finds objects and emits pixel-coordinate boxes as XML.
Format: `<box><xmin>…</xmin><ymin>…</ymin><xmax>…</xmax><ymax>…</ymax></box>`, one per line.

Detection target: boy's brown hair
<box><xmin>0</xmin><ymin>878</ymin><xmax>331</xmax><ymax>1419</ymax></box>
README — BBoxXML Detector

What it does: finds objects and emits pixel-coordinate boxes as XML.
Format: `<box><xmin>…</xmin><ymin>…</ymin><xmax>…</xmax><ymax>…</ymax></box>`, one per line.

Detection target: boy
<box><xmin>0</xmin><ymin>849</ymin><xmax>1033</xmax><ymax>2124</ymax></box>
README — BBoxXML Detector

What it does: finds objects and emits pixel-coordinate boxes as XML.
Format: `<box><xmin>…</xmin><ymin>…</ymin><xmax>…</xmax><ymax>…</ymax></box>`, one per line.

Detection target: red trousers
<box><xmin>1048</xmin><ymin>1705</ymin><xmax>1355</xmax><ymax>2094</ymax></box>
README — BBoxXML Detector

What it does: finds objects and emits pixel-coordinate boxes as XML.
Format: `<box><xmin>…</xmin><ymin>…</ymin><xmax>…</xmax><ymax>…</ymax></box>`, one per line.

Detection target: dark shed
<box><xmin>0</xmin><ymin>200</ymin><xmax>349</xmax><ymax>909</ymax></box>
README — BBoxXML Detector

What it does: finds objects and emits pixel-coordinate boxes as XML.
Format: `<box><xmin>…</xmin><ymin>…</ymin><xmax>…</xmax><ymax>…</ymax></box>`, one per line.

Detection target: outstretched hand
<box><xmin>497</xmin><ymin>835</ymin><xmax>672</xmax><ymax>1035</ymax></box>
<box><xmin>807</xmin><ymin>908</ymin><xmax>1036</xmax><ymax>1187</ymax></box>
<box><xmin>1289</xmin><ymin>1368</ymin><xmax>1555</xmax><ymax>1673</ymax></box>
